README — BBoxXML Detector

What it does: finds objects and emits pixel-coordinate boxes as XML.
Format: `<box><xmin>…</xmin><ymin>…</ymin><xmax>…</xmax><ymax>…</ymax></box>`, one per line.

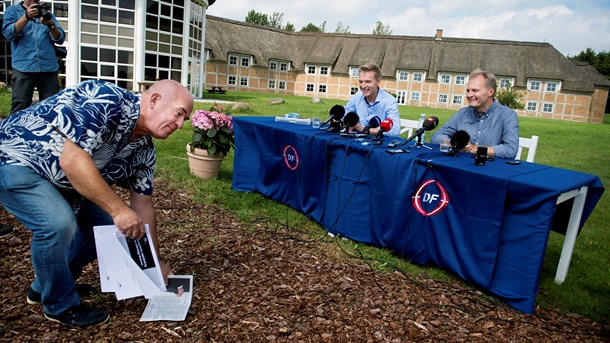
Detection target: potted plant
<box><xmin>186</xmin><ymin>105</ymin><xmax>234</xmax><ymax>179</ymax></box>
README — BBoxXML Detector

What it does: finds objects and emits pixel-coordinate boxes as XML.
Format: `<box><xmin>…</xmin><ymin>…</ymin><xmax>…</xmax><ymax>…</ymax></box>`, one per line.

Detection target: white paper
<box><xmin>93</xmin><ymin>224</ymin><xmax>166</xmax><ymax>300</ymax></box>
<box><xmin>140</xmin><ymin>275</ymin><xmax>193</xmax><ymax>321</ymax></box>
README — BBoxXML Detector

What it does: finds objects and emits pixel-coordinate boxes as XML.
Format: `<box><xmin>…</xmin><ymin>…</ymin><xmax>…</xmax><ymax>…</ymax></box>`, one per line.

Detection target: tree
<box><xmin>268</xmin><ymin>12</ymin><xmax>284</xmax><ymax>30</ymax></box>
<box><xmin>496</xmin><ymin>83</ymin><xmax>525</xmax><ymax>110</ymax></box>
<box><xmin>245</xmin><ymin>10</ymin><xmax>269</xmax><ymax>26</ymax></box>
<box><xmin>300</xmin><ymin>21</ymin><xmax>326</xmax><ymax>33</ymax></box>
<box><xmin>372</xmin><ymin>21</ymin><xmax>393</xmax><ymax>35</ymax></box>
<box><xmin>284</xmin><ymin>22</ymin><xmax>295</xmax><ymax>32</ymax></box>
<box><xmin>569</xmin><ymin>48</ymin><xmax>610</xmax><ymax>80</ymax></box>
<box><xmin>334</xmin><ymin>21</ymin><xmax>350</xmax><ymax>34</ymax></box>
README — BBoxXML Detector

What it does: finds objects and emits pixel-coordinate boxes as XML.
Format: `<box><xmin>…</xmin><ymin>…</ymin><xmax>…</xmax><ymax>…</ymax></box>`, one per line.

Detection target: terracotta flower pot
<box><xmin>186</xmin><ymin>143</ymin><xmax>225</xmax><ymax>180</ymax></box>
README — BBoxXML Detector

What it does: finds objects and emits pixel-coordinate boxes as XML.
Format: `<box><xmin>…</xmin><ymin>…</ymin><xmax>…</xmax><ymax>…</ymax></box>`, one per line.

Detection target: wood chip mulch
<box><xmin>0</xmin><ymin>178</ymin><xmax>608</xmax><ymax>342</ymax></box>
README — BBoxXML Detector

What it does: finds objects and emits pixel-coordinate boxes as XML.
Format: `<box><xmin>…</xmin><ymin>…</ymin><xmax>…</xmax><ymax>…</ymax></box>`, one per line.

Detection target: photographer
<box><xmin>2</xmin><ymin>0</ymin><xmax>65</xmax><ymax>114</ymax></box>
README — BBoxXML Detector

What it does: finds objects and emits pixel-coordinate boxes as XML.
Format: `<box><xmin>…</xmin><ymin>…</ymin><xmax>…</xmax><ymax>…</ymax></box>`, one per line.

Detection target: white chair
<box><xmin>400</xmin><ymin>114</ymin><xmax>426</xmax><ymax>137</ymax></box>
<box><xmin>516</xmin><ymin>135</ymin><xmax>539</xmax><ymax>162</ymax></box>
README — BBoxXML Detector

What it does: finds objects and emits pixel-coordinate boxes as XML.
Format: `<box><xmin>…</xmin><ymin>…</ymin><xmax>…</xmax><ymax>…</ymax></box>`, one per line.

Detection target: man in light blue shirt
<box><xmin>431</xmin><ymin>69</ymin><xmax>519</xmax><ymax>159</ymax></box>
<box><xmin>344</xmin><ymin>63</ymin><xmax>401</xmax><ymax>137</ymax></box>
<box><xmin>2</xmin><ymin>0</ymin><xmax>66</xmax><ymax>114</ymax></box>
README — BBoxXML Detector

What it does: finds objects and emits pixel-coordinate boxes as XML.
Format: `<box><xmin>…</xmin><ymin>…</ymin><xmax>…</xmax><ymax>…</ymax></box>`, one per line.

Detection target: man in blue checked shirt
<box><xmin>2</xmin><ymin>0</ymin><xmax>66</xmax><ymax>114</ymax></box>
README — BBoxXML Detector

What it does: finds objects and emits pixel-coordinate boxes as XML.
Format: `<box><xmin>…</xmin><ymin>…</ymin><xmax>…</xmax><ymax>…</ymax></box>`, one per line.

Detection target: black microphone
<box><xmin>449</xmin><ymin>130</ymin><xmax>470</xmax><ymax>152</ymax></box>
<box><xmin>322</xmin><ymin>104</ymin><xmax>345</xmax><ymax>127</ymax></box>
<box><xmin>360</xmin><ymin>116</ymin><xmax>381</xmax><ymax>134</ymax></box>
<box><xmin>404</xmin><ymin>116</ymin><xmax>439</xmax><ymax>143</ymax></box>
<box><xmin>341</xmin><ymin>112</ymin><xmax>360</xmax><ymax>132</ymax></box>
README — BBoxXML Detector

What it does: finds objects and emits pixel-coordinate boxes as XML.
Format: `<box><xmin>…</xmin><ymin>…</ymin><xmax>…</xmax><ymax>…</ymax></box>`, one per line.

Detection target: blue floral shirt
<box><xmin>0</xmin><ymin>80</ymin><xmax>155</xmax><ymax>196</ymax></box>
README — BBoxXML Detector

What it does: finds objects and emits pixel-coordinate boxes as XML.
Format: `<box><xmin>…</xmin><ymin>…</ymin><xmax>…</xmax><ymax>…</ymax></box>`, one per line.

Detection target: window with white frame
<box><xmin>306</xmin><ymin>83</ymin><xmax>314</xmax><ymax>92</ymax></box>
<box><xmin>455</xmin><ymin>75</ymin><xmax>466</xmax><ymax>85</ymax></box>
<box><xmin>452</xmin><ymin>95</ymin><xmax>463</xmax><ymax>105</ymax></box>
<box><xmin>546</xmin><ymin>81</ymin><xmax>558</xmax><ymax>92</ymax></box>
<box><xmin>229</xmin><ymin>55</ymin><xmax>237</xmax><ymax>65</ymax></box>
<box><xmin>438</xmin><ymin>94</ymin><xmax>448</xmax><ymax>103</ymax></box>
<box><xmin>350</xmin><ymin>67</ymin><xmax>359</xmax><ymax>77</ymax></box>
<box><xmin>396</xmin><ymin>90</ymin><xmax>406</xmax><ymax>104</ymax></box>
<box><xmin>528</xmin><ymin>80</ymin><xmax>541</xmax><ymax>91</ymax></box>
<box><xmin>440</xmin><ymin>74</ymin><xmax>451</xmax><ymax>84</ymax></box>
<box><xmin>279</xmin><ymin>81</ymin><xmax>286</xmax><ymax>90</ymax></box>
<box><xmin>413</xmin><ymin>72</ymin><xmax>423</xmax><ymax>82</ymax></box>
<box><xmin>526</xmin><ymin>102</ymin><xmax>538</xmax><ymax>111</ymax></box>
<box><xmin>350</xmin><ymin>86</ymin><xmax>358</xmax><ymax>95</ymax></box>
<box><xmin>499</xmin><ymin>78</ymin><xmax>512</xmax><ymax>89</ymax></box>
<box><xmin>268</xmin><ymin>80</ymin><xmax>275</xmax><ymax>89</ymax></box>
<box><xmin>542</xmin><ymin>103</ymin><xmax>554</xmax><ymax>113</ymax></box>
<box><xmin>269</xmin><ymin>61</ymin><xmax>277</xmax><ymax>70</ymax></box>
<box><xmin>319</xmin><ymin>85</ymin><xmax>327</xmax><ymax>92</ymax></box>
<box><xmin>240</xmin><ymin>77</ymin><xmax>248</xmax><ymax>86</ymax></box>
<box><xmin>228</xmin><ymin>75</ymin><xmax>236</xmax><ymax>85</ymax></box>
<box><xmin>411</xmin><ymin>91</ymin><xmax>420</xmax><ymax>101</ymax></box>
<box><xmin>307</xmin><ymin>65</ymin><xmax>316</xmax><ymax>74</ymax></box>
<box><xmin>320</xmin><ymin>66</ymin><xmax>329</xmax><ymax>75</ymax></box>
<box><xmin>398</xmin><ymin>71</ymin><xmax>409</xmax><ymax>81</ymax></box>
<box><xmin>280</xmin><ymin>62</ymin><xmax>288</xmax><ymax>71</ymax></box>
<box><xmin>240</xmin><ymin>56</ymin><xmax>250</xmax><ymax>67</ymax></box>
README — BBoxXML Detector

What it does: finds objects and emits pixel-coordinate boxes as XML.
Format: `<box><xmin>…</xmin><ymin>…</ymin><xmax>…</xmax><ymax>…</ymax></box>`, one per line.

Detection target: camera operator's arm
<box><xmin>42</xmin><ymin>17</ymin><xmax>61</xmax><ymax>40</ymax></box>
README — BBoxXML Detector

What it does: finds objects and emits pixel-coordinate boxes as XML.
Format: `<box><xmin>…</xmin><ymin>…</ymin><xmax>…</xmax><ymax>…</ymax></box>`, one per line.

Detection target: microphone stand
<box><xmin>414</xmin><ymin>133</ymin><xmax>433</xmax><ymax>150</ymax></box>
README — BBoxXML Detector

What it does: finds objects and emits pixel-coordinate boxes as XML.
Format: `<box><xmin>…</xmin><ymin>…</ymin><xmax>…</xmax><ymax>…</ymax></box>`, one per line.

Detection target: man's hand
<box><xmin>113</xmin><ymin>208</ymin><xmax>145</xmax><ymax>239</ymax></box>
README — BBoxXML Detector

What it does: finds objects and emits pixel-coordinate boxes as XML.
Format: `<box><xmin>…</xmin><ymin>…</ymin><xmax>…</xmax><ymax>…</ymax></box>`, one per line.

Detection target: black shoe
<box><xmin>44</xmin><ymin>304</ymin><xmax>110</xmax><ymax>328</ymax></box>
<box><xmin>0</xmin><ymin>224</ymin><xmax>16</xmax><ymax>238</ymax></box>
<box><xmin>27</xmin><ymin>283</ymin><xmax>97</xmax><ymax>305</ymax></box>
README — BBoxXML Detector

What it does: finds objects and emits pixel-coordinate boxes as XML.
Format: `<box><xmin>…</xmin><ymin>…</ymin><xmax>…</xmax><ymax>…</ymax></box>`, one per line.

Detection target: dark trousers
<box><xmin>10</xmin><ymin>69</ymin><xmax>60</xmax><ymax>114</ymax></box>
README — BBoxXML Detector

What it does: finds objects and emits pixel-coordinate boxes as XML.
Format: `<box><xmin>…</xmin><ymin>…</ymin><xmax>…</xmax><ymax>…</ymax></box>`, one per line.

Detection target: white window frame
<box><xmin>350</xmin><ymin>86</ymin><xmax>358</xmax><ymax>95</ymax></box>
<box><xmin>228</xmin><ymin>55</ymin><xmax>237</xmax><ymax>66</ymax></box>
<box><xmin>546</xmin><ymin>81</ymin><xmax>558</xmax><ymax>92</ymax></box>
<box><xmin>410</xmin><ymin>91</ymin><xmax>421</xmax><ymax>101</ymax></box>
<box><xmin>278</xmin><ymin>80</ymin><xmax>286</xmax><ymax>90</ymax></box>
<box><xmin>398</xmin><ymin>71</ymin><xmax>409</xmax><ymax>81</ymax></box>
<box><xmin>240</xmin><ymin>56</ymin><xmax>250</xmax><ymax>67</ymax></box>
<box><xmin>526</xmin><ymin>101</ymin><xmax>538</xmax><ymax>111</ymax></box>
<box><xmin>307</xmin><ymin>65</ymin><xmax>316</xmax><ymax>74</ymax></box>
<box><xmin>350</xmin><ymin>67</ymin><xmax>359</xmax><ymax>77</ymax></box>
<box><xmin>269</xmin><ymin>61</ymin><xmax>277</xmax><ymax>70</ymax></box>
<box><xmin>240</xmin><ymin>76</ymin><xmax>248</xmax><ymax>86</ymax></box>
<box><xmin>280</xmin><ymin>62</ymin><xmax>288</xmax><ymax>72</ymax></box>
<box><xmin>320</xmin><ymin>66</ymin><xmax>329</xmax><ymax>75</ymax></box>
<box><xmin>499</xmin><ymin>78</ymin><xmax>512</xmax><ymax>89</ymax></box>
<box><xmin>306</xmin><ymin>83</ymin><xmax>314</xmax><ymax>92</ymax></box>
<box><xmin>318</xmin><ymin>84</ymin><xmax>327</xmax><ymax>93</ymax></box>
<box><xmin>440</xmin><ymin>74</ymin><xmax>451</xmax><ymax>84</ymax></box>
<box><xmin>528</xmin><ymin>80</ymin><xmax>541</xmax><ymax>91</ymax></box>
<box><xmin>438</xmin><ymin>94</ymin><xmax>448</xmax><ymax>103</ymax></box>
<box><xmin>455</xmin><ymin>75</ymin><xmax>466</xmax><ymax>85</ymax></box>
<box><xmin>413</xmin><ymin>72</ymin><xmax>423</xmax><ymax>82</ymax></box>
<box><xmin>268</xmin><ymin>80</ymin><xmax>276</xmax><ymax>89</ymax></box>
<box><xmin>228</xmin><ymin>75</ymin><xmax>236</xmax><ymax>85</ymax></box>
<box><xmin>452</xmin><ymin>95</ymin><xmax>463</xmax><ymax>105</ymax></box>
<box><xmin>396</xmin><ymin>90</ymin><xmax>406</xmax><ymax>104</ymax></box>
<box><xmin>542</xmin><ymin>103</ymin><xmax>554</xmax><ymax>113</ymax></box>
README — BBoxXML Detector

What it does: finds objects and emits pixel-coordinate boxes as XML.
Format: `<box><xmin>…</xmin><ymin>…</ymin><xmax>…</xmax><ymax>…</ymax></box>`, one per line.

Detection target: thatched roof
<box><xmin>205</xmin><ymin>16</ymin><xmax>610</xmax><ymax>93</ymax></box>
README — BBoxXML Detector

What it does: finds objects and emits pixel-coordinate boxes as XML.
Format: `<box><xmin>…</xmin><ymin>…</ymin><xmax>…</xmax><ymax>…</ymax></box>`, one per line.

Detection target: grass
<box><xmin>2</xmin><ymin>89</ymin><xmax>608</xmax><ymax>322</ymax></box>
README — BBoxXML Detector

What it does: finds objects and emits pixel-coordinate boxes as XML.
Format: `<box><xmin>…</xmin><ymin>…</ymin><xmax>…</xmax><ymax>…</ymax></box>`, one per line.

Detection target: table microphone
<box><xmin>341</xmin><ymin>112</ymin><xmax>360</xmax><ymax>133</ymax></box>
<box><xmin>375</xmin><ymin>118</ymin><xmax>393</xmax><ymax>137</ymax></box>
<box><xmin>404</xmin><ymin>116</ymin><xmax>439</xmax><ymax>143</ymax></box>
<box><xmin>322</xmin><ymin>104</ymin><xmax>345</xmax><ymax>127</ymax></box>
<box><xmin>448</xmin><ymin>130</ymin><xmax>470</xmax><ymax>156</ymax></box>
<box><xmin>360</xmin><ymin>116</ymin><xmax>381</xmax><ymax>134</ymax></box>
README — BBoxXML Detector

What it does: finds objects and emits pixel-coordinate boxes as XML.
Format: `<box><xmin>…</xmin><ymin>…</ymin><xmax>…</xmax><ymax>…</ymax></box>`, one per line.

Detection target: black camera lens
<box><xmin>34</xmin><ymin>4</ymin><xmax>52</xmax><ymax>21</ymax></box>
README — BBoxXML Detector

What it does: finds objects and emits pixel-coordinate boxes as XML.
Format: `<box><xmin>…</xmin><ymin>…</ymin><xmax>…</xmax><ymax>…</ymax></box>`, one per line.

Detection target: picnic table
<box><xmin>207</xmin><ymin>86</ymin><xmax>227</xmax><ymax>94</ymax></box>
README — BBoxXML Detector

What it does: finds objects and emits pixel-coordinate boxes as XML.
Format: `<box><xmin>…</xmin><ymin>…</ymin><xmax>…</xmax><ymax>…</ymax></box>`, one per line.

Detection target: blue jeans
<box><xmin>0</xmin><ymin>164</ymin><xmax>112</xmax><ymax>315</ymax></box>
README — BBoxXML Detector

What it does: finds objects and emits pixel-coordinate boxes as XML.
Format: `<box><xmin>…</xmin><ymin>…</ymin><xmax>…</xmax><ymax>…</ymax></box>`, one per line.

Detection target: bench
<box><xmin>207</xmin><ymin>86</ymin><xmax>227</xmax><ymax>94</ymax></box>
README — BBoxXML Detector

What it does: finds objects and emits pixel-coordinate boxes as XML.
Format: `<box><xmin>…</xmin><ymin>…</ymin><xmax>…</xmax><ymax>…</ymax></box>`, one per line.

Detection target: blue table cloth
<box><xmin>232</xmin><ymin>116</ymin><xmax>604</xmax><ymax>313</ymax></box>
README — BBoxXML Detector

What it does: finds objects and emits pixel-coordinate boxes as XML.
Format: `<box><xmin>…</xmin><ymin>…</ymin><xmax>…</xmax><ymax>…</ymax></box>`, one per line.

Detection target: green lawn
<box><xmin>155</xmin><ymin>91</ymin><xmax>609</xmax><ymax>323</ymax></box>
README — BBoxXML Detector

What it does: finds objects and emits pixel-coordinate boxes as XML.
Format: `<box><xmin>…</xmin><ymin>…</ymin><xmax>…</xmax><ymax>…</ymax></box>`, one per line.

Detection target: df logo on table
<box><xmin>412</xmin><ymin>179</ymin><xmax>449</xmax><ymax>216</ymax></box>
<box><xmin>282</xmin><ymin>145</ymin><xmax>300</xmax><ymax>171</ymax></box>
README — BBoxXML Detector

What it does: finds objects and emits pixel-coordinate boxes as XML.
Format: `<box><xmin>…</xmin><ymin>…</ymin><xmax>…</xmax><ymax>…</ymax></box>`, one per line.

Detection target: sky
<box><xmin>207</xmin><ymin>0</ymin><xmax>610</xmax><ymax>57</ymax></box>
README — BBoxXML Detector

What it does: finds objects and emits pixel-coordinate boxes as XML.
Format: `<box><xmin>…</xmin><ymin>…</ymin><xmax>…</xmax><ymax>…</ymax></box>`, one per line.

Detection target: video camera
<box><xmin>34</xmin><ymin>3</ymin><xmax>52</xmax><ymax>21</ymax></box>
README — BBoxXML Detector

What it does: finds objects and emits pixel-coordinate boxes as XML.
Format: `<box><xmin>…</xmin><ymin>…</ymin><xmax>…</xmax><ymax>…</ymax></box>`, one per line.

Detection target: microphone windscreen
<box><xmin>423</xmin><ymin>116</ymin><xmax>439</xmax><ymax>131</ymax></box>
<box><xmin>450</xmin><ymin>130</ymin><xmax>470</xmax><ymax>149</ymax></box>
<box><xmin>380</xmin><ymin>119</ymin><xmax>393</xmax><ymax>131</ymax></box>
<box><xmin>368</xmin><ymin>116</ymin><xmax>381</xmax><ymax>128</ymax></box>
<box><xmin>329</xmin><ymin>104</ymin><xmax>345</xmax><ymax>119</ymax></box>
<box><xmin>343</xmin><ymin>112</ymin><xmax>360</xmax><ymax>127</ymax></box>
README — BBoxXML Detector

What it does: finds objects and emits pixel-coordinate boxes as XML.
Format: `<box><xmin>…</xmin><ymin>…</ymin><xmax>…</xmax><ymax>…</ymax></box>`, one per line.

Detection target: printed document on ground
<box><xmin>140</xmin><ymin>275</ymin><xmax>193</xmax><ymax>321</ymax></box>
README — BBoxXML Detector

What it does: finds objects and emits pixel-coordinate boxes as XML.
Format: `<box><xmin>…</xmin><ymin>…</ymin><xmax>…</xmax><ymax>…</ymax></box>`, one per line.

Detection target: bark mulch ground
<box><xmin>0</xmin><ymin>179</ymin><xmax>608</xmax><ymax>342</ymax></box>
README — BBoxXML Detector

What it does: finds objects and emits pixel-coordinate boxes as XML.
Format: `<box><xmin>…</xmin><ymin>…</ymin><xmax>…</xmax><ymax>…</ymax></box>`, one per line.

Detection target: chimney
<box><xmin>435</xmin><ymin>29</ymin><xmax>443</xmax><ymax>41</ymax></box>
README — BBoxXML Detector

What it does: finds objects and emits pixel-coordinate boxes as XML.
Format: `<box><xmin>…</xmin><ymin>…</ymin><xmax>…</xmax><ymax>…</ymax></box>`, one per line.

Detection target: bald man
<box><xmin>0</xmin><ymin>80</ymin><xmax>194</xmax><ymax>328</ymax></box>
